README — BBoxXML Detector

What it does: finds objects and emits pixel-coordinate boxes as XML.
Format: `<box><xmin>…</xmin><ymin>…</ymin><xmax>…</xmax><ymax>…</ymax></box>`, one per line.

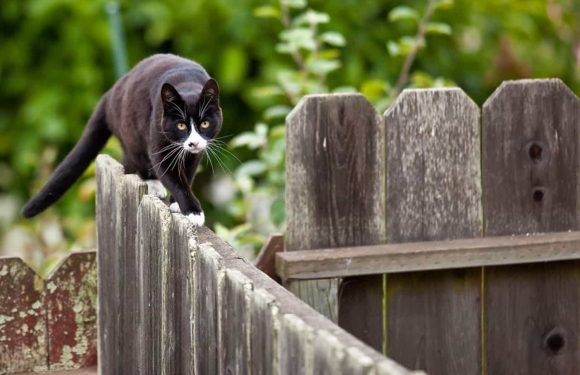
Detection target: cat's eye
<box><xmin>200</xmin><ymin>120</ymin><xmax>210</xmax><ymax>129</ymax></box>
<box><xmin>176</xmin><ymin>122</ymin><xmax>187</xmax><ymax>131</ymax></box>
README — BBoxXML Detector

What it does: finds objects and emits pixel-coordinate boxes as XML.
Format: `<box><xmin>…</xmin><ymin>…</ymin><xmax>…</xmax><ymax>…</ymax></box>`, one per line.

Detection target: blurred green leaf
<box><xmin>281</xmin><ymin>0</ymin><xmax>306</xmax><ymax>9</ymax></box>
<box><xmin>424</xmin><ymin>22</ymin><xmax>452</xmax><ymax>35</ymax></box>
<box><xmin>253</xmin><ymin>5</ymin><xmax>280</xmax><ymax>19</ymax></box>
<box><xmin>388</xmin><ymin>6</ymin><xmax>419</xmax><ymax>23</ymax></box>
<box><xmin>294</xmin><ymin>10</ymin><xmax>330</xmax><ymax>26</ymax></box>
<box><xmin>434</xmin><ymin>0</ymin><xmax>454</xmax><ymax>11</ymax></box>
<box><xmin>320</xmin><ymin>31</ymin><xmax>346</xmax><ymax>47</ymax></box>
<box><xmin>264</xmin><ymin>105</ymin><xmax>292</xmax><ymax>120</ymax></box>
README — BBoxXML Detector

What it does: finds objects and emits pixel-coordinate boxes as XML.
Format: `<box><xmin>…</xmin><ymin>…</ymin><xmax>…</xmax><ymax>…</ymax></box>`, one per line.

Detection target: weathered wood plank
<box><xmin>279</xmin><ymin>314</ymin><xmax>314</xmax><ymax>375</ymax></box>
<box><xmin>136</xmin><ymin>195</ymin><xmax>171</xmax><ymax>375</ymax></box>
<box><xmin>220</xmin><ymin>269</ymin><xmax>253</xmax><ymax>375</ymax></box>
<box><xmin>96</xmin><ymin>155</ymin><xmax>146</xmax><ymax>375</ymax></box>
<box><xmin>0</xmin><ymin>258</ymin><xmax>46</xmax><ymax>374</ymax></box>
<box><xmin>46</xmin><ymin>251</ymin><xmax>97</xmax><ymax>370</ymax></box>
<box><xmin>385</xmin><ymin>88</ymin><xmax>482</xmax><ymax>374</ymax></box>
<box><xmin>165</xmin><ymin>214</ymin><xmax>195</xmax><ymax>375</ymax></box>
<box><xmin>194</xmin><ymin>244</ymin><xmax>224</xmax><ymax>375</ymax></box>
<box><xmin>286</xmin><ymin>93</ymin><xmax>386</xmax><ymax>351</ymax></box>
<box><xmin>250</xmin><ymin>289</ymin><xmax>279</xmax><ymax>375</ymax></box>
<box><xmin>276</xmin><ymin>231</ymin><xmax>580</xmax><ymax>279</ymax></box>
<box><xmin>483</xmin><ymin>79</ymin><xmax>580</xmax><ymax>374</ymax></box>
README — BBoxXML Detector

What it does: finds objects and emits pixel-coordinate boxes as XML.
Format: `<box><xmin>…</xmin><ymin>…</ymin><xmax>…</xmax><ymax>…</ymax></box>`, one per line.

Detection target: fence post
<box><xmin>384</xmin><ymin>88</ymin><xmax>482</xmax><ymax>374</ymax></box>
<box><xmin>286</xmin><ymin>94</ymin><xmax>386</xmax><ymax>349</ymax></box>
<box><xmin>483</xmin><ymin>79</ymin><xmax>580</xmax><ymax>374</ymax></box>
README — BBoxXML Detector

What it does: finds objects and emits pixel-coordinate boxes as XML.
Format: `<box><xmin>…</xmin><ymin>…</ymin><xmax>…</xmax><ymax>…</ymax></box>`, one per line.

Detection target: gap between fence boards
<box><xmin>275</xmin><ymin>231</ymin><xmax>580</xmax><ymax>280</ymax></box>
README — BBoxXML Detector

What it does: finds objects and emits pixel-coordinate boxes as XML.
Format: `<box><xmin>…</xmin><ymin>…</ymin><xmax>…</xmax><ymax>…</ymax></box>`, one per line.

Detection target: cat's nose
<box><xmin>188</xmin><ymin>141</ymin><xmax>197</xmax><ymax>147</ymax></box>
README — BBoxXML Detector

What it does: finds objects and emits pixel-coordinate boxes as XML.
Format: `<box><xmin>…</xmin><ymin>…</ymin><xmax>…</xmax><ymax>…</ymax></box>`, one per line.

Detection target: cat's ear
<box><xmin>201</xmin><ymin>78</ymin><xmax>220</xmax><ymax>103</ymax></box>
<box><xmin>161</xmin><ymin>83</ymin><xmax>184</xmax><ymax>113</ymax></box>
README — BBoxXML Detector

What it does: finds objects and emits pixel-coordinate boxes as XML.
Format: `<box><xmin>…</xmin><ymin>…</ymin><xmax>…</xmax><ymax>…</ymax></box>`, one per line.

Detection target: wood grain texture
<box><xmin>136</xmin><ymin>195</ymin><xmax>171</xmax><ymax>375</ymax></box>
<box><xmin>276</xmin><ymin>231</ymin><xmax>580</xmax><ymax>279</ymax></box>
<box><xmin>286</xmin><ymin>93</ymin><xmax>386</xmax><ymax>350</ymax></box>
<box><xmin>385</xmin><ymin>88</ymin><xmax>482</xmax><ymax>375</ymax></box>
<box><xmin>96</xmin><ymin>155</ymin><xmax>146</xmax><ymax>375</ymax></box>
<box><xmin>0</xmin><ymin>258</ymin><xmax>46</xmax><ymax>374</ymax></box>
<box><xmin>279</xmin><ymin>314</ymin><xmax>314</xmax><ymax>375</ymax></box>
<box><xmin>220</xmin><ymin>269</ymin><xmax>253</xmax><ymax>375</ymax></box>
<box><xmin>483</xmin><ymin>79</ymin><xmax>580</xmax><ymax>375</ymax></box>
<box><xmin>250</xmin><ymin>289</ymin><xmax>278</xmax><ymax>375</ymax></box>
<box><xmin>46</xmin><ymin>251</ymin><xmax>97</xmax><ymax>370</ymax></box>
<box><xmin>164</xmin><ymin>214</ymin><xmax>195</xmax><ymax>375</ymax></box>
<box><xmin>194</xmin><ymin>244</ymin><xmax>223</xmax><ymax>375</ymax></box>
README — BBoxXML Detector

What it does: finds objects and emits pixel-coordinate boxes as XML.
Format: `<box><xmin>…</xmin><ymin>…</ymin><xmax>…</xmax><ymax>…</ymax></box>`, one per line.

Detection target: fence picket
<box><xmin>286</xmin><ymin>93</ymin><xmax>386</xmax><ymax>350</ymax></box>
<box><xmin>483</xmin><ymin>79</ymin><xmax>580</xmax><ymax>374</ymax></box>
<box><xmin>384</xmin><ymin>89</ymin><xmax>482</xmax><ymax>375</ymax></box>
<box><xmin>96</xmin><ymin>155</ymin><xmax>146</xmax><ymax>375</ymax></box>
<box><xmin>0</xmin><ymin>258</ymin><xmax>46</xmax><ymax>374</ymax></box>
<box><xmin>46</xmin><ymin>252</ymin><xmax>97</xmax><ymax>370</ymax></box>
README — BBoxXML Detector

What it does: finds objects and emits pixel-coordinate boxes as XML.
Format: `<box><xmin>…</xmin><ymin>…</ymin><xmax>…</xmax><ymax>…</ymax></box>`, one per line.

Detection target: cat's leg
<box><xmin>158</xmin><ymin>174</ymin><xmax>204</xmax><ymax>226</ymax></box>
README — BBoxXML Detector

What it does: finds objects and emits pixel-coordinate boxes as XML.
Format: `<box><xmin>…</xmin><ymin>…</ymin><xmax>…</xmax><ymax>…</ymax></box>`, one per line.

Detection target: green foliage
<box><xmin>0</xmin><ymin>0</ymin><xmax>578</xmax><ymax>267</ymax></box>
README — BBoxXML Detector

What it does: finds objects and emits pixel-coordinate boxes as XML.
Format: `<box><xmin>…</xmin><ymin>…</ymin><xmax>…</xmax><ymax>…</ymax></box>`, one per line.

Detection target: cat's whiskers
<box><xmin>152</xmin><ymin>142</ymin><xmax>180</xmax><ymax>155</ymax></box>
<box><xmin>208</xmin><ymin>139</ymin><xmax>242</xmax><ymax>164</ymax></box>
<box><xmin>151</xmin><ymin>144</ymin><xmax>183</xmax><ymax>174</ymax></box>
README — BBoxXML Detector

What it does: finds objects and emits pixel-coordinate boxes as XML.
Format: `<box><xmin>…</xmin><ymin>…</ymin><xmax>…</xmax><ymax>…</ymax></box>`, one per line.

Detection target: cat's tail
<box><xmin>22</xmin><ymin>97</ymin><xmax>112</xmax><ymax>218</ymax></box>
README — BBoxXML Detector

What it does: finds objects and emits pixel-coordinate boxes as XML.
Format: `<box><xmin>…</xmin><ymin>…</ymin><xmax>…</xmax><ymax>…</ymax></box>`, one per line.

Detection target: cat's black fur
<box><xmin>22</xmin><ymin>54</ymin><xmax>222</xmax><ymax>220</ymax></box>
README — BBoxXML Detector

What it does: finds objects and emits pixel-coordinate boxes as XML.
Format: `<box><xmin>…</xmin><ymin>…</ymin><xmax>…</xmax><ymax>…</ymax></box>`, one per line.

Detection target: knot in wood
<box><xmin>544</xmin><ymin>328</ymin><xmax>566</xmax><ymax>354</ymax></box>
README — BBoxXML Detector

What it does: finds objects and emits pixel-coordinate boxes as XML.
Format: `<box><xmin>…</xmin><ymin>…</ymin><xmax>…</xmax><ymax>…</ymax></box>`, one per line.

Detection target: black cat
<box><xmin>22</xmin><ymin>54</ymin><xmax>222</xmax><ymax>226</ymax></box>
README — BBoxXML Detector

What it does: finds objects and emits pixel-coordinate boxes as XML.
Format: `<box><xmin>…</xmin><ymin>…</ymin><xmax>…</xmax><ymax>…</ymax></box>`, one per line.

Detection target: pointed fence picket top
<box><xmin>0</xmin><ymin>258</ymin><xmax>46</xmax><ymax>374</ymax></box>
<box><xmin>285</xmin><ymin>93</ymin><xmax>386</xmax><ymax>348</ymax></box>
<box><xmin>384</xmin><ymin>88</ymin><xmax>482</xmax><ymax>374</ymax></box>
<box><xmin>483</xmin><ymin>79</ymin><xmax>580</xmax><ymax>374</ymax></box>
<box><xmin>46</xmin><ymin>251</ymin><xmax>98</xmax><ymax>370</ymax></box>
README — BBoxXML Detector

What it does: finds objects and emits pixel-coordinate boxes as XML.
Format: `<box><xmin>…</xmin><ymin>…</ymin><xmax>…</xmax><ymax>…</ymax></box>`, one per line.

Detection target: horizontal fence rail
<box><xmin>0</xmin><ymin>251</ymin><xmax>97</xmax><ymax>374</ymax></box>
<box><xmin>95</xmin><ymin>155</ymin><xmax>421</xmax><ymax>375</ymax></box>
<box><xmin>276</xmin><ymin>231</ymin><xmax>580</xmax><ymax>280</ymax></box>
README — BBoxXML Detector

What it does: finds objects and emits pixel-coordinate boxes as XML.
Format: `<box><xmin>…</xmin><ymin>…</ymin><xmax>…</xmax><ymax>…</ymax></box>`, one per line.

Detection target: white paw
<box><xmin>169</xmin><ymin>202</ymin><xmax>181</xmax><ymax>213</ymax></box>
<box><xmin>145</xmin><ymin>179</ymin><xmax>168</xmax><ymax>199</ymax></box>
<box><xmin>186</xmin><ymin>212</ymin><xmax>205</xmax><ymax>227</ymax></box>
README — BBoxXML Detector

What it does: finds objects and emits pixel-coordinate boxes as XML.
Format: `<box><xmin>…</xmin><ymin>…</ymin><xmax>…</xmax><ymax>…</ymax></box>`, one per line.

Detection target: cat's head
<box><xmin>160</xmin><ymin>79</ymin><xmax>222</xmax><ymax>154</ymax></box>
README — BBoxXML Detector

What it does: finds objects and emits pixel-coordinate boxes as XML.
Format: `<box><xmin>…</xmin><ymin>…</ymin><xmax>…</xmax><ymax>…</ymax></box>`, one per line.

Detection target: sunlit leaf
<box><xmin>425</xmin><ymin>22</ymin><xmax>452</xmax><ymax>35</ymax></box>
<box><xmin>253</xmin><ymin>6</ymin><xmax>280</xmax><ymax>19</ymax></box>
<box><xmin>264</xmin><ymin>105</ymin><xmax>292</xmax><ymax>120</ymax></box>
<box><xmin>320</xmin><ymin>31</ymin><xmax>346</xmax><ymax>47</ymax></box>
<box><xmin>387</xmin><ymin>41</ymin><xmax>401</xmax><ymax>56</ymax></box>
<box><xmin>307</xmin><ymin>59</ymin><xmax>341</xmax><ymax>76</ymax></box>
<box><xmin>388</xmin><ymin>6</ymin><xmax>419</xmax><ymax>22</ymax></box>
<box><xmin>294</xmin><ymin>10</ymin><xmax>330</xmax><ymax>26</ymax></box>
<box><xmin>434</xmin><ymin>0</ymin><xmax>454</xmax><ymax>11</ymax></box>
<box><xmin>282</xmin><ymin>0</ymin><xmax>306</xmax><ymax>9</ymax></box>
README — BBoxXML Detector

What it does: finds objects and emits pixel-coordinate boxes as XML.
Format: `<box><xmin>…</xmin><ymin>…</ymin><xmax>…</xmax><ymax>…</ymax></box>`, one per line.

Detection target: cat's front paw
<box><xmin>169</xmin><ymin>202</ymin><xmax>181</xmax><ymax>213</ymax></box>
<box><xmin>186</xmin><ymin>212</ymin><xmax>205</xmax><ymax>227</ymax></box>
<box><xmin>145</xmin><ymin>179</ymin><xmax>168</xmax><ymax>199</ymax></box>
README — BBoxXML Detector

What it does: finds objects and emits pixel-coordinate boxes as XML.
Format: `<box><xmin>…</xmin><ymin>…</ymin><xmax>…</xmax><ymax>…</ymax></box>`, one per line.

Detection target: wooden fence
<box><xmin>0</xmin><ymin>251</ymin><xmax>97</xmax><ymax>374</ymax></box>
<box><xmin>282</xmin><ymin>79</ymin><xmax>580</xmax><ymax>375</ymax></box>
<box><xmin>95</xmin><ymin>155</ymin><xmax>420</xmax><ymax>375</ymax></box>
